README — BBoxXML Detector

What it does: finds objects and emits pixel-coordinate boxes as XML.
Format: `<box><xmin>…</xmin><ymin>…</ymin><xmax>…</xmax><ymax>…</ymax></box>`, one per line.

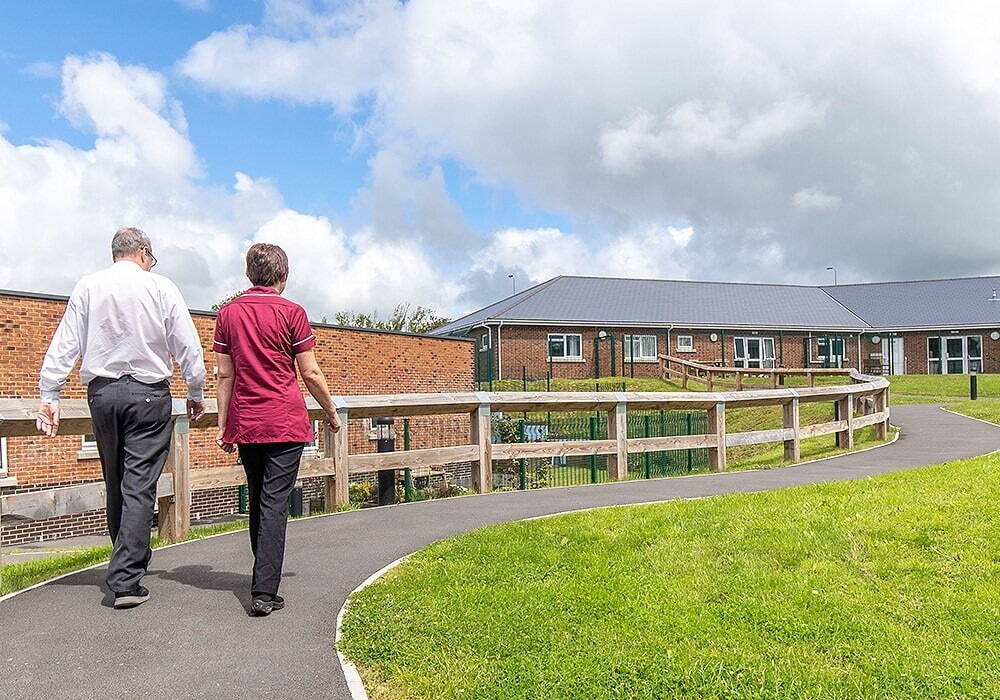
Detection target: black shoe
<box><xmin>113</xmin><ymin>586</ymin><xmax>150</xmax><ymax>609</ymax></box>
<box><xmin>249</xmin><ymin>596</ymin><xmax>274</xmax><ymax>617</ymax></box>
<box><xmin>271</xmin><ymin>595</ymin><xmax>285</xmax><ymax>611</ymax></box>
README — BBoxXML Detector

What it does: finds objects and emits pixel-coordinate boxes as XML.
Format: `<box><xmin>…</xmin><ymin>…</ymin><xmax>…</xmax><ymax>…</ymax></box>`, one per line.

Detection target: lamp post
<box><xmin>826</xmin><ymin>266</ymin><xmax>838</xmax><ymax>285</ymax></box>
<box><xmin>508</xmin><ymin>273</ymin><xmax>516</xmax><ymax>294</ymax></box>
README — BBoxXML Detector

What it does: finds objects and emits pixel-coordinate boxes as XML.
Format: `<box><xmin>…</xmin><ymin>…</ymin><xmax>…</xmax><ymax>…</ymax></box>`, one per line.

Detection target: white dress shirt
<box><xmin>38</xmin><ymin>260</ymin><xmax>206</xmax><ymax>402</ymax></box>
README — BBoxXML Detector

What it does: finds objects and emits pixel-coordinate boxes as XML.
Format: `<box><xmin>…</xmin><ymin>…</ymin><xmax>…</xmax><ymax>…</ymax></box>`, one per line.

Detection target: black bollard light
<box><xmin>971</xmin><ymin>371</ymin><xmax>978</xmax><ymax>401</ymax></box>
<box><xmin>374</xmin><ymin>417</ymin><xmax>396</xmax><ymax>505</ymax></box>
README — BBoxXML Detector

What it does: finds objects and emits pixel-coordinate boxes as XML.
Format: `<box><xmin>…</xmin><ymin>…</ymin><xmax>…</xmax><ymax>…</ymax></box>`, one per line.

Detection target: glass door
<box><xmin>945</xmin><ymin>337</ymin><xmax>966</xmax><ymax>375</ymax></box>
<box><xmin>734</xmin><ymin>337</ymin><xmax>775</xmax><ymax>369</ymax></box>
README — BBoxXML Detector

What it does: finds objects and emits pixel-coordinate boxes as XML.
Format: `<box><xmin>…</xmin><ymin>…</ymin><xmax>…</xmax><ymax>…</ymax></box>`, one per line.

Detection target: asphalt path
<box><xmin>1</xmin><ymin>404</ymin><xmax>996</xmax><ymax>699</ymax></box>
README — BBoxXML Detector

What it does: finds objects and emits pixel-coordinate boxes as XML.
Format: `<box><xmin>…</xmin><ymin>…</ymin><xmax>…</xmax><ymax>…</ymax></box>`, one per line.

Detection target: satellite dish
<box><xmin>598</xmin><ymin>330</ymin><xmax>607</xmax><ymax>338</ymax></box>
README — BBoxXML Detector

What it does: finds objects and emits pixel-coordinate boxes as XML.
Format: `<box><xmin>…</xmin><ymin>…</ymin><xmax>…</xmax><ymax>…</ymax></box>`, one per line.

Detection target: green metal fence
<box><xmin>491</xmin><ymin>410</ymin><xmax>708</xmax><ymax>490</ymax></box>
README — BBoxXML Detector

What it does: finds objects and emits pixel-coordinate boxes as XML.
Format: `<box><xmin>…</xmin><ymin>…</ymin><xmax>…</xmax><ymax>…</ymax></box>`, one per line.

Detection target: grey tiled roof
<box><xmin>433</xmin><ymin>275</ymin><xmax>1000</xmax><ymax>334</ymax></box>
<box><xmin>821</xmin><ymin>277</ymin><xmax>1000</xmax><ymax>329</ymax></box>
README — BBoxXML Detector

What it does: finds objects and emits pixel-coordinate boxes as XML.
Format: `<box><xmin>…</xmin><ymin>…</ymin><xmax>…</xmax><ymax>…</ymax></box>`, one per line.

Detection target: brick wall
<box><xmin>491</xmin><ymin>325</ymin><xmax>867</xmax><ymax>379</ymax></box>
<box><xmin>0</xmin><ymin>291</ymin><xmax>474</xmax><ymax>545</ymax></box>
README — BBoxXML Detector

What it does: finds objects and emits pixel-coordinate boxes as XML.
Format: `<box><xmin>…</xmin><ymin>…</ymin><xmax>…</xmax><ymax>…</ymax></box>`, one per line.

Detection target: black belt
<box><xmin>90</xmin><ymin>375</ymin><xmax>170</xmax><ymax>389</ymax></box>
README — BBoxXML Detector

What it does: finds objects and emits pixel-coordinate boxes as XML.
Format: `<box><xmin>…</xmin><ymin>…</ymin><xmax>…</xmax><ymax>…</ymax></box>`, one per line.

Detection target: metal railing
<box><xmin>0</xmin><ymin>372</ymin><xmax>890</xmax><ymax>556</ymax></box>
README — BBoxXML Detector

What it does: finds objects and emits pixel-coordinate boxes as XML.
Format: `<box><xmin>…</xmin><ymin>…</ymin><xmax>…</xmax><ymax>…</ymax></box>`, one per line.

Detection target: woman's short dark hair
<box><xmin>245</xmin><ymin>243</ymin><xmax>289</xmax><ymax>287</ymax></box>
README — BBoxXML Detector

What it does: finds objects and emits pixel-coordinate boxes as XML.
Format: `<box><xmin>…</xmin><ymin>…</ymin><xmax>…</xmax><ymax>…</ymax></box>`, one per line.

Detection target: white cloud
<box><xmin>601</xmin><ymin>98</ymin><xmax>825</xmax><ymax>174</ymax></box>
<box><xmin>474</xmin><ymin>224</ymin><xmax>694</xmax><ymax>286</ymax></box>
<box><xmin>176</xmin><ymin>0</ymin><xmax>210</xmax><ymax>10</ymax></box>
<box><xmin>0</xmin><ymin>53</ymin><xmax>463</xmax><ymax>317</ymax></box>
<box><xmin>180</xmin><ymin>0</ymin><xmax>1000</xmax><ymax>284</ymax></box>
<box><xmin>792</xmin><ymin>187</ymin><xmax>841</xmax><ymax>211</ymax></box>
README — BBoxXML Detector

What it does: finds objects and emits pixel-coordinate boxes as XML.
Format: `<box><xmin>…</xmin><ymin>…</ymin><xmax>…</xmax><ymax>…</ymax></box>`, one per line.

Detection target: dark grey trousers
<box><xmin>238</xmin><ymin>442</ymin><xmax>304</xmax><ymax>598</ymax></box>
<box><xmin>88</xmin><ymin>376</ymin><xmax>173</xmax><ymax>593</ymax></box>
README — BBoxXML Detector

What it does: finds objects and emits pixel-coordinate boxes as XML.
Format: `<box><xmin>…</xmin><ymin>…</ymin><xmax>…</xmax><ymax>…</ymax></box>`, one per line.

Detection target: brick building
<box><xmin>432</xmin><ymin>275</ymin><xmax>1000</xmax><ymax>381</ymax></box>
<box><xmin>0</xmin><ymin>290</ymin><xmax>474</xmax><ymax>546</ymax></box>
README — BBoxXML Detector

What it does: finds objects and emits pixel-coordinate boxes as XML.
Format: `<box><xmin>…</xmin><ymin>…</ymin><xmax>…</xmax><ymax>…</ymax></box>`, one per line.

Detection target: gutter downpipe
<box><xmin>497</xmin><ymin>321</ymin><xmax>504</xmax><ymax>380</ymax></box>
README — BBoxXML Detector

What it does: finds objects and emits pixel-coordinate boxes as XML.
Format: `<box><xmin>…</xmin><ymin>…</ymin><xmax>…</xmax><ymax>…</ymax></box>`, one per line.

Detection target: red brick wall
<box><xmin>0</xmin><ymin>291</ymin><xmax>474</xmax><ymax>544</ymax></box>
<box><xmin>894</xmin><ymin>330</ymin><xmax>1000</xmax><ymax>375</ymax></box>
<box><xmin>491</xmin><ymin>325</ymin><xmax>866</xmax><ymax>379</ymax></box>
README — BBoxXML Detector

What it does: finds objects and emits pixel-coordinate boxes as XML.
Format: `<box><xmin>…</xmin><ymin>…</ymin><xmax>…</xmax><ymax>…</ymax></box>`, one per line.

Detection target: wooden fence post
<box><xmin>470</xmin><ymin>399</ymin><xmax>493</xmax><ymax>493</ymax></box>
<box><xmin>157</xmin><ymin>417</ymin><xmax>190</xmax><ymax>543</ymax></box>
<box><xmin>606</xmin><ymin>400</ymin><xmax>628</xmax><ymax>480</ymax></box>
<box><xmin>875</xmin><ymin>387</ymin><xmax>890</xmax><ymax>440</ymax></box>
<box><xmin>836</xmin><ymin>395</ymin><xmax>855</xmax><ymax>449</ymax></box>
<box><xmin>782</xmin><ymin>398</ymin><xmax>801</xmax><ymax>462</ymax></box>
<box><xmin>707</xmin><ymin>402</ymin><xmax>726</xmax><ymax>471</ymax></box>
<box><xmin>324</xmin><ymin>407</ymin><xmax>350</xmax><ymax>509</ymax></box>
<box><xmin>322</xmin><ymin>415</ymin><xmax>348</xmax><ymax>510</ymax></box>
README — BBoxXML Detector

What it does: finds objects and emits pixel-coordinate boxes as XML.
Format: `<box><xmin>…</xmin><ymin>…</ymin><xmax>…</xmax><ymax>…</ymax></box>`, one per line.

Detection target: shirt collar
<box><xmin>245</xmin><ymin>286</ymin><xmax>280</xmax><ymax>295</ymax></box>
<box><xmin>113</xmin><ymin>260</ymin><xmax>144</xmax><ymax>271</ymax></box>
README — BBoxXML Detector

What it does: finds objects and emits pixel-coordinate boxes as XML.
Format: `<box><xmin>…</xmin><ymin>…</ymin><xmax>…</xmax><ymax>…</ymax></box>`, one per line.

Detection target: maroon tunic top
<box><xmin>213</xmin><ymin>287</ymin><xmax>316</xmax><ymax>444</ymax></box>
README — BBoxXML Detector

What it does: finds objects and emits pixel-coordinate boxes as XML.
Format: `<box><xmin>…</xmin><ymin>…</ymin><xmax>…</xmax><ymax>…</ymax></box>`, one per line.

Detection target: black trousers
<box><xmin>88</xmin><ymin>376</ymin><xmax>173</xmax><ymax>593</ymax></box>
<box><xmin>238</xmin><ymin>442</ymin><xmax>304</xmax><ymax>598</ymax></box>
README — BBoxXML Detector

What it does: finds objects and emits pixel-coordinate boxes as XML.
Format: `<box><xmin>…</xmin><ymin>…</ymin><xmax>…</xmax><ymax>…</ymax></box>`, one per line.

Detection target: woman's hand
<box><xmin>215</xmin><ymin>425</ymin><xmax>236</xmax><ymax>453</ymax></box>
<box><xmin>326</xmin><ymin>411</ymin><xmax>342</xmax><ymax>433</ymax></box>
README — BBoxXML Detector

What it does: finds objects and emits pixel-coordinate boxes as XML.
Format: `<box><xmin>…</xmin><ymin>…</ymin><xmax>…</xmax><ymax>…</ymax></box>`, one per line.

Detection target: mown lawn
<box><xmin>0</xmin><ymin>519</ymin><xmax>253</xmax><ymax>596</ymax></box>
<box><xmin>946</xmin><ymin>400</ymin><xmax>1000</xmax><ymax>425</ymax></box>
<box><xmin>340</xmin><ymin>453</ymin><xmax>1000</xmax><ymax>699</ymax></box>
<box><xmin>488</xmin><ymin>372</ymin><xmax>999</xmax><ymax>405</ymax></box>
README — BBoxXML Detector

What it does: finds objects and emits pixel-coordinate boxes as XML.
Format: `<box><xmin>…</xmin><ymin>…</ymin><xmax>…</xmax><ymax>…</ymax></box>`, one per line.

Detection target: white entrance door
<box><xmin>734</xmin><ymin>337</ymin><xmax>776</xmax><ymax>368</ymax></box>
<box><xmin>881</xmin><ymin>337</ymin><xmax>905</xmax><ymax>374</ymax></box>
<box><xmin>945</xmin><ymin>337</ymin><xmax>966</xmax><ymax>375</ymax></box>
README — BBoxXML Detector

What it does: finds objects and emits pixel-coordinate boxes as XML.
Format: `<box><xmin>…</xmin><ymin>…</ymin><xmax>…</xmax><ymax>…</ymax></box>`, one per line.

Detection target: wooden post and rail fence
<box><xmin>660</xmin><ymin>354</ymin><xmax>858</xmax><ymax>391</ymax></box>
<box><xmin>0</xmin><ymin>370</ymin><xmax>889</xmax><ymax>559</ymax></box>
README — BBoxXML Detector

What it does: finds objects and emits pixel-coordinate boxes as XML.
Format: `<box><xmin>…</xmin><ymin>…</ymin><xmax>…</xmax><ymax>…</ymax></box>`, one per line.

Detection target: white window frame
<box><xmin>0</xmin><ymin>436</ymin><xmax>8</xmax><ymax>476</ymax></box>
<box><xmin>78</xmin><ymin>433</ymin><xmax>99</xmax><ymax>459</ymax></box>
<box><xmin>547</xmin><ymin>333</ymin><xmax>583</xmax><ymax>361</ymax></box>
<box><xmin>303</xmin><ymin>420</ymin><xmax>321</xmax><ymax>455</ymax></box>
<box><xmin>479</xmin><ymin>333</ymin><xmax>490</xmax><ymax>350</ymax></box>
<box><xmin>930</xmin><ymin>335</ymin><xmax>982</xmax><ymax>374</ymax></box>
<box><xmin>968</xmin><ymin>335</ymin><xmax>983</xmax><ymax>373</ymax></box>
<box><xmin>624</xmin><ymin>334</ymin><xmax>659</xmax><ymax>361</ymax></box>
<box><xmin>676</xmin><ymin>335</ymin><xmax>695</xmax><ymax>353</ymax></box>
<box><xmin>733</xmin><ymin>336</ymin><xmax>776</xmax><ymax>369</ymax></box>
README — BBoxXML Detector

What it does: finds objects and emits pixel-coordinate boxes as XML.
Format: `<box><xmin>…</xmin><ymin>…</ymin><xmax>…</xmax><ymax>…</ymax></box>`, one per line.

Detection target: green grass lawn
<box><xmin>945</xmin><ymin>400</ymin><xmax>1000</xmax><ymax>425</ymax></box>
<box><xmin>488</xmin><ymin>372</ymin><xmax>998</xmax><ymax>405</ymax></box>
<box><xmin>0</xmin><ymin>519</ymin><xmax>254</xmax><ymax>596</ymax></box>
<box><xmin>339</xmin><ymin>453</ymin><xmax>1000</xmax><ymax>699</ymax></box>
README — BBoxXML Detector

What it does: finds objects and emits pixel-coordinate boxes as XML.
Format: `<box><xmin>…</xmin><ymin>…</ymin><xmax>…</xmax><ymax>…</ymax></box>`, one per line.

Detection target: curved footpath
<box><xmin>1</xmin><ymin>404</ymin><xmax>997</xmax><ymax>699</ymax></box>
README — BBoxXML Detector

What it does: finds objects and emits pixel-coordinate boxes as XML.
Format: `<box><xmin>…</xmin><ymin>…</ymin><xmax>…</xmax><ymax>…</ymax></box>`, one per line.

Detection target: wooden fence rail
<box><xmin>0</xmin><ymin>372</ymin><xmax>889</xmax><ymax>555</ymax></box>
<box><xmin>659</xmin><ymin>354</ymin><xmax>856</xmax><ymax>391</ymax></box>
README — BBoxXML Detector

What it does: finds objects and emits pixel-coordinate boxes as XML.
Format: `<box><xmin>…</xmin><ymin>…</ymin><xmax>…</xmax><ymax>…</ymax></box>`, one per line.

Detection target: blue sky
<box><xmin>2</xmin><ymin>1</ymin><xmax>999</xmax><ymax>318</ymax></box>
<box><xmin>0</xmin><ymin>1</ymin><xmax>568</xmax><ymax>237</ymax></box>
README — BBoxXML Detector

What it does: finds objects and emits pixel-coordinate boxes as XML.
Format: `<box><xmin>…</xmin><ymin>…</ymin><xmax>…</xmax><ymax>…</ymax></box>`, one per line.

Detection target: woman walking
<box><xmin>213</xmin><ymin>243</ymin><xmax>341</xmax><ymax>616</ymax></box>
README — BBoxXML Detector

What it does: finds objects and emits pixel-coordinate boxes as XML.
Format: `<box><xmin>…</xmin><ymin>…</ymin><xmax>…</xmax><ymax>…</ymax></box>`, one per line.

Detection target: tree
<box><xmin>331</xmin><ymin>304</ymin><xmax>451</xmax><ymax>334</ymax></box>
<box><xmin>212</xmin><ymin>289</ymin><xmax>246</xmax><ymax>311</ymax></box>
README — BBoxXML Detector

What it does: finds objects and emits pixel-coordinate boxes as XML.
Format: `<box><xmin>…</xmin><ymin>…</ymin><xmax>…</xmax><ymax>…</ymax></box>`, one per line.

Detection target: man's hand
<box><xmin>36</xmin><ymin>401</ymin><xmax>60</xmax><ymax>437</ymax></box>
<box><xmin>326</xmin><ymin>411</ymin><xmax>342</xmax><ymax>433</ymax></box>
<box><xmin>215</xmin><ymin>425</ymin><xmax>236</xmax><ymax>453</ymax></box>
<box><xmin>187</xmin><ymin>399</ymin><xmax>205</xmax><ymax>422</ymax></box>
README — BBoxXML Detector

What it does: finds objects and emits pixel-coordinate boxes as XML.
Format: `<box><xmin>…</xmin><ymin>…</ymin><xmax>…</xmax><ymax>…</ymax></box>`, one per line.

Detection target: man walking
<box><xmin>36</xmin><ymin>227</ymin><xmax>206</xmax><ymax>609</ymax></box>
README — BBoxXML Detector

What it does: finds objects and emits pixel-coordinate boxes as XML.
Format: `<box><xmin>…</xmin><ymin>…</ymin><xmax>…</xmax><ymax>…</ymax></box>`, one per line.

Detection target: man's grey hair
<box><xmin>111</xmin><ymin>227</ymin><xmax>152</xmax><ymax>260</ymax></box>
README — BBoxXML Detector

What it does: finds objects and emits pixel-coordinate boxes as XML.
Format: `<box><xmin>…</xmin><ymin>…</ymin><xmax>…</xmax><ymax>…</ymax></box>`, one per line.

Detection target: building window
<box><xmin>479</xmin><ymin>333</ymin><xmax>490</xmax><ymax>350</ymax></box>
<box><xmin>733</xmin><ymin>337</ymin><xmax>776</xmax><ymax>369</ymax></box>
<box><xmin>930</xmin><ymin>335</ymin><xmax>982</xmax><ymax>374</ymax></box>
<box><xmin>78</xmin><ymin>433</ymin><xmax>99</xmax><ymax>459</ymax></box>
<box><xmin>624</xmin><ymin>334</ymin><xmax>658</xmax><ymax>361</ymax></box>
<box><xmin>0</xmin><ymin>437</ymin><xmax>7</xmax><ymax>476</ymax></box>
<box><xmin>676</xmin><ymin>335</ymin><xmax>694</xmax><ymax>352</ymax></box>
<box><xmin>304</xmin><ymin>420</ymin><xmax>321</xmax><ymax>455</ymax></box>
<box><xmin>548</xmin><ymin>333</ymin><xmax>582</xmax><ymax>360</ymax></box>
